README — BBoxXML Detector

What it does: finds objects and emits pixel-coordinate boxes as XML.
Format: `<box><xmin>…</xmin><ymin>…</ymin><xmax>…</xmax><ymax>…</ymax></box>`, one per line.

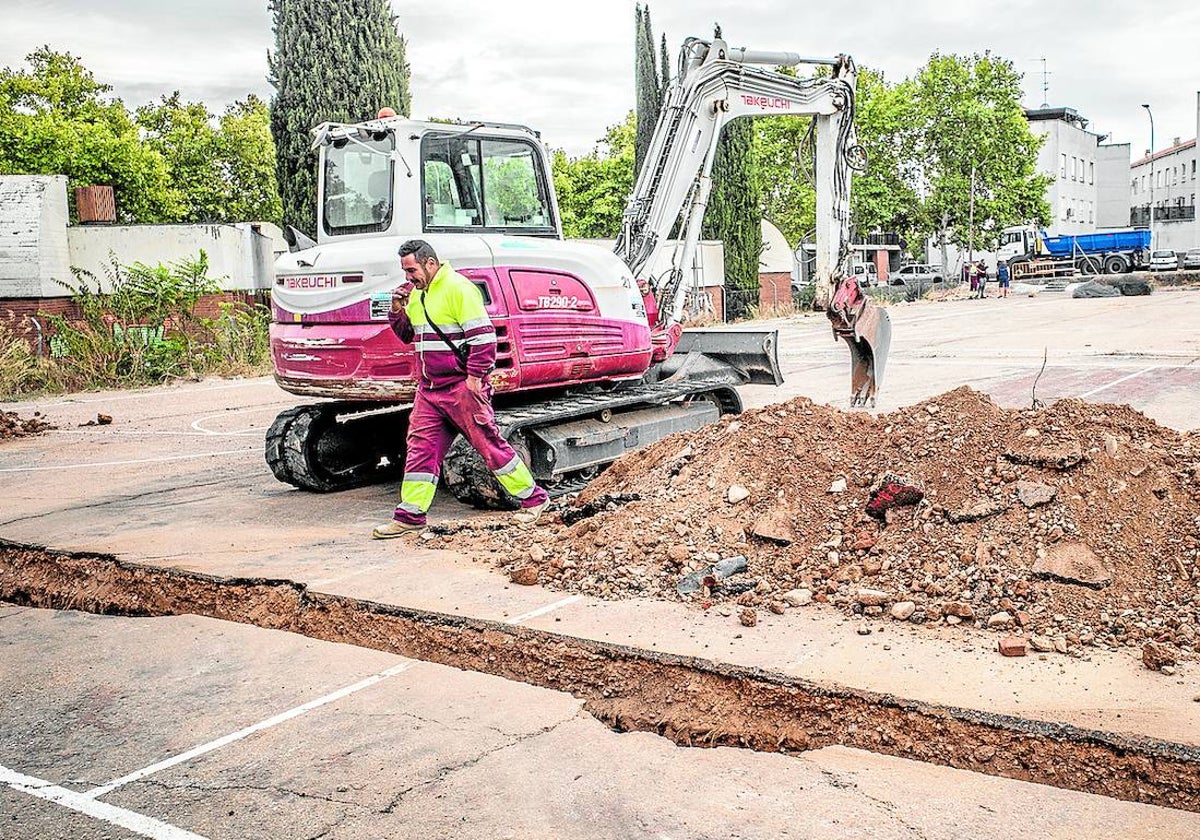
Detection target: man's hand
<box><xmin>391</xmin><ymin>283</ymin><xmax>414</xmax><ymax>312</ymax></box>
<box><xmin>465</xmin><ymin>375</ymin><xmax>484</xmax><ymax>396</ymax></box>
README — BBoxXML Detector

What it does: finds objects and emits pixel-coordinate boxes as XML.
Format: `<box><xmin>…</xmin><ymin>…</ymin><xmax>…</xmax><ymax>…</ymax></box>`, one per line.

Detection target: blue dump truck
<box><xmin>996</xmin><ymin>225</ymin><xmax>1151</xmax><ymax>279</ymax></box>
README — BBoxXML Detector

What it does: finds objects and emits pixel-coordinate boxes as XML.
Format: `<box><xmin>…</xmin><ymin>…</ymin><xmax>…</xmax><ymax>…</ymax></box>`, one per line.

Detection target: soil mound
<box><xmin>435</xmin><ymin>387</ymin><xmax>1200</xmax><ymax>658</ymax></box>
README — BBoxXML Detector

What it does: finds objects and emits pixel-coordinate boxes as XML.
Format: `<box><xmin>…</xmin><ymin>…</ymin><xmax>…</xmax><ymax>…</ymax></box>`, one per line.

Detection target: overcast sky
<box><xmin>5</xmin><ymin>0</ymin><xmax>1199</xmax><ymax>159</ymax></box>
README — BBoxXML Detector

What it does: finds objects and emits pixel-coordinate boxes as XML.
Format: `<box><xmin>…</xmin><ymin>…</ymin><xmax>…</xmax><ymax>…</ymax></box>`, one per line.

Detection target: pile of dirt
<box><xmin>0</xmin><ymin>410</ymin><xmax>54</xmax><ymax>441</ymax></box>
<box><xmin>433</xmin><ymin>387</ymin><xmax>1200</xmax><ymax>659</ymax></box>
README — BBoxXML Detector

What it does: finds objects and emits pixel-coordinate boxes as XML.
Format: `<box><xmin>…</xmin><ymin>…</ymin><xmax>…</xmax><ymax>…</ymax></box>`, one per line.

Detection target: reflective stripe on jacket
<box><xmin>389</xmin><ymin>262</ymin><xmax>496</xmax><ymax>390</ymax></box>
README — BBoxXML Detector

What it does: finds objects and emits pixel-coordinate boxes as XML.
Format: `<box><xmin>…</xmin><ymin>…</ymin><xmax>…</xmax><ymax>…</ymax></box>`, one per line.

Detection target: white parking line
<box><xmin>0</xmin><ymin>764</ymin><xmax>210</xmax><ymax>840</ymax></box>
<box><xmin>190</xmin><ymin>406</ymin><xmax>285</xmax><ymax>436</ymax></box>
<box><xmin>81</xmin><ymin>660</ymin><xmax>417</xmax><ymax>800</ymax></box>
<box><xmin>0</xmin><ymin>449</ymin><xmax>261</xmax><ymax>473</ymax></box>
<box><xmin>1078</xmin><ymin>365</ymin><xmax>1160</xmax><ymax>398</ymax></box>
<box><xmin>50</xmin><ymin>429</ymin><xmax>261</xmax><ymax>438</ymax></box>
<box><xmin>309</xmin><ymin>563</ymin><xmax>393</xmax><ymax>587</ymax></box>
<box><xmin>20</xmin><ymin>379</ymin><xmax>269</xmax><ymax>409</ymax></box>
<box><xmin>508</xmin><ymin>595</ymin><xmax>582</xmax><ymax>624</ymax></box>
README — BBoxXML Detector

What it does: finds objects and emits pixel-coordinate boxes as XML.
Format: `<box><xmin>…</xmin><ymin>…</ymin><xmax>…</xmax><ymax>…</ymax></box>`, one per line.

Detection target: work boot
<box><xmin>372</xmin><ymin>520</ymin><xmax>423</xmax><ymax>540</ymax></box>
<box><xmin>512</xmin><ymin>500</ymin><xmax>549</xmax><ymax>529</ymax></box>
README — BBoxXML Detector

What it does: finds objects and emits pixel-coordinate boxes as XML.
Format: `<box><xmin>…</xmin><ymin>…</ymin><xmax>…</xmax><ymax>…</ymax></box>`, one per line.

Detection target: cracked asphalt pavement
<box><xmin>4</xmin><ymin>606</ymin><xmax>1199</xmax><ymax>839</ymax></box>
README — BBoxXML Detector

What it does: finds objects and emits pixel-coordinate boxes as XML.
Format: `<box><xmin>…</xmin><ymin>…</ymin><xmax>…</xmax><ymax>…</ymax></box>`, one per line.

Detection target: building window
<box><xmin>1089</xmin><ymin>161</ymin><xmax>1094</xmax><ymax>184</ymax></box>
<box><xmin>1060</xmin><ymin>154</ymin><xmax>1066</xmax><ymax>177</ymax></box>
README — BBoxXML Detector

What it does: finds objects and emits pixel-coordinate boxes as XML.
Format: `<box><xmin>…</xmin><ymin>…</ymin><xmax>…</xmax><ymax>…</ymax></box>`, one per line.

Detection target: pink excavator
<box><xmin>266</xmin><ymin>35</ymin><xmax>890</xmax><ymax>506</ymax></box>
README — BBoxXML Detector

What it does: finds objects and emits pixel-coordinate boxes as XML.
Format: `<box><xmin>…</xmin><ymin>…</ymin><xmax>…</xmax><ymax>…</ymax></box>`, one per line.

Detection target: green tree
<box><xmin>268</xmin><ymin>0</ymin><xmax>412</xmax><ymax>236</ymax></box>
<box><xmin>703</xmin><ymin>25</ymin><xmax>761</xmax><ymax>321</ymax></box>
<box><xmin>848</xmin><ymin>69</ymin><xmax>921</xmax><ymax>239</ymax></box>
<box><xmin>217</xmin><ymin>97</ymin><xmax>284</xmax><ymax>225</ymax></box>
<box><xmin>660</xmin><ymin>34</ymin><xmax>672</xmax><ymax>93</ymax></box>
<box><xmin>633</xmin><ymin>4</ymin><xmax>663</xmax><ymax>176</ymax></box>
<box><xmin>704</xmin><ymin>116</ymin><xmax>761</xmax><ymax>319</ymax></box>
<box><xmin>751</xmin><ymin>57</ymin><xmax>1047</xmax><ymax>264</ymax></box>
<box><xmin>0</xmin><ymin>47</ymin><xmax>178</xmax><ymax>222</ymax></box>
<box><xmin>910</xmin><ymin>53</ymin><xmax>1050</xmax><ymax>255</ymax></box>
<box><xmin>754</xmin><ymin>112</ymin><xmax>816</xmax><ymax>247</ymax></box>
<box><xmin>551</xmin><ymin>113</ymin><xmax>636</xmax><ymax>239</ymax></box>
<box><xmin>138</xmin><ymin>94</ymin><xmax>282</xmax><ymax>225</ymax></box>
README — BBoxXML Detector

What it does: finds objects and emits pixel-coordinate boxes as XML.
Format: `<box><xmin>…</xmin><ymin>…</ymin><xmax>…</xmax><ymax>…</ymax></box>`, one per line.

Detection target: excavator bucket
<box><xmin>828</xmin><ymin>277</ymin><xmax>891</xmax><ymax>407</ymax></box>
<box><xmin>658</xmin><ymin>328</ymin><xmax>783</xmax><ymax>387</ymax></box>
<box><xmin>842</xmin><ymin>302</ymin><xmax>891</xmax><ymax>407</ymax></box>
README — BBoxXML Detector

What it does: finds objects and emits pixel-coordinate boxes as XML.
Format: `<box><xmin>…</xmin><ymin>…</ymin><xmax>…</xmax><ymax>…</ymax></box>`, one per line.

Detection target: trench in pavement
<box><xmin>2</xmin><ymin>540</ymin><xmax>1198</xmax><ymax>813</ymax></box>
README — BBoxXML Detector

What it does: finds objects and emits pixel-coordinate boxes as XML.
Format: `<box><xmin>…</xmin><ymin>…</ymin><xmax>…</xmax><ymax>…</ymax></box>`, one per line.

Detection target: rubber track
<box><xmin>491</xmin><ymin>374</ymin><xmax>738</xmax><ymax>439</ymax></box>
<box><xmin>442</xmin><ymin>375</ymin><xmax>738</xmax><ymax>508</ymax></box>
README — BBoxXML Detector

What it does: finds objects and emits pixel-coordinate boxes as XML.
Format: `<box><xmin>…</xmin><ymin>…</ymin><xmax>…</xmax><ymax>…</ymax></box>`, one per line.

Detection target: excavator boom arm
<box><xmin>614</xmin><ymin>37</ymin><xmax>889</xmax><ymax>406</ymax></box>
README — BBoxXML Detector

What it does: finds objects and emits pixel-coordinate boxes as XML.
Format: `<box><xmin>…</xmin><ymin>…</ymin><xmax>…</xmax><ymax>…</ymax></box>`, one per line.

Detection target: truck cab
<box><xmin>997</xmin><ymin>226</ymin><xmax>1038</xmax><ymax>263</ymax></box>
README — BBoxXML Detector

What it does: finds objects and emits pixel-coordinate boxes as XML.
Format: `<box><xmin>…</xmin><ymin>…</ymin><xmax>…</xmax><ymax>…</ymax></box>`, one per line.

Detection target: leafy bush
<box><xmin>48</xmin><ymin>252</ymin><xmax>220</xmax><ymax>387</ymax></box>
<box><xmin>0</xmin><ymin>251</ymin><xmax>272</xmax><ymax>399</ymax></box>
<box><xmin>0</xmin><ymin>323</ymin><xmax>60</xmax><ymax>397</ymax></box>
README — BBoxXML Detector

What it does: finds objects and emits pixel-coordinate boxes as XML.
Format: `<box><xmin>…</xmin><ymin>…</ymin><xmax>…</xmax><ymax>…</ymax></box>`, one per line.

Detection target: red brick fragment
<box><xmin>998</xmin><ymin>636</ymin><xmax>1028</xmax><ymax>657</ymax></box>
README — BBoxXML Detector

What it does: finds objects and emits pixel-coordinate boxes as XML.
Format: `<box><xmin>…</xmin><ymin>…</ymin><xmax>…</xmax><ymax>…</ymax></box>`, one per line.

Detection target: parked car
<box><xmin>890</xmin><ymin>263</ymin><xmax>943</xmax><ymax>286</ymax></box>
<box><xmin>851</xmin><ymin>263</ymin><xmax>879</xmax><ymax>287</ymax></box>
<box><xmin>1148</xmin><ymin>249</ymin><xmax>1178</xmax><ymax>272</ymax></box>
<box><xmin>1182</xmin><ymin>248</ymin><xmax>1200</xmax><ymax>271</ymax></box>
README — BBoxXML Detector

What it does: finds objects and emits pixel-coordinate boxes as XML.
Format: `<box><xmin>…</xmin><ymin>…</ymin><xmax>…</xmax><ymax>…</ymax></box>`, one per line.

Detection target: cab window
<box><xmin>421</xmin><ymin>132</ymin><xmax>556</xmax><ymax>236</ymax></box>
<box><xmin>323</xmin><ymin>134</ymin><xmax>394</xmax><ymax>235</ymax></box>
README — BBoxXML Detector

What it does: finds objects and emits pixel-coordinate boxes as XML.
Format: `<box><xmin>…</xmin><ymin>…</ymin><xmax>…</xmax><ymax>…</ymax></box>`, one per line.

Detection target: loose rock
<box><xmin>998</xmin><ymin>637</ymin><xmax>1028</xmax><ymax>657</ymax></box>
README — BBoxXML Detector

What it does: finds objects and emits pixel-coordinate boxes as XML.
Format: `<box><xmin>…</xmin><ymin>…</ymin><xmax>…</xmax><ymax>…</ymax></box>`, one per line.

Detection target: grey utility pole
<box><xmin>1142</xmin><ymin>103</ymin><xmax>1156</xmax><ymax>249</ymax></box>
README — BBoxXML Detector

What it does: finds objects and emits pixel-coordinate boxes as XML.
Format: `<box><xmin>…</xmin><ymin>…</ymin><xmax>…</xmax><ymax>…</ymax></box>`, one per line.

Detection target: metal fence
<box><xmin>1130</xmin><ymin>204</ymin><xmax>1196</xmax><ymax>226</ymax></box>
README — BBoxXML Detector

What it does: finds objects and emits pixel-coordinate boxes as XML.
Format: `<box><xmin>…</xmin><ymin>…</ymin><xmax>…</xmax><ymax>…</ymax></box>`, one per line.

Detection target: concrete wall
<box><xmin>67</xmin><ymin>222</ymin><xmax>286</xmax><ymax>293</ymax></box>
<box><xmin>0</xmin><ymin>175</ymin><xmax>73</xmax><ymax>298</ymax></box>
<box><xmin>1153</xmin><ymin>221</ymin><xmax>1196</xmax><ymax>254</ymax></box>
<box><xmin>1096</xmin><ymin>142</ymin><xmax>1132</xmax><ymax>229</ymax></box>
<box><xmin>0</xmin><ymin>174</ymin><xmax>286</xmax><ymax>303</ymax></box>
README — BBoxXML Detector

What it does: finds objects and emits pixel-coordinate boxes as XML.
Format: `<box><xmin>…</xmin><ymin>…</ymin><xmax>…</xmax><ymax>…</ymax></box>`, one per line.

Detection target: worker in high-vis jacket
<box><xmin>373</xmin><ymin>240</ymin><xmax>549</xmax><ymax>539</ymax></box>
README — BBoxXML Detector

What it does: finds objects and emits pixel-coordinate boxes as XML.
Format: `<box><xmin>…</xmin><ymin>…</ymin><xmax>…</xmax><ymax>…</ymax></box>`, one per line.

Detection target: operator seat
<box><xmin>366</xmin><ymin>170</ymin><xmax>391</xmax><ymax>224</ymax></box>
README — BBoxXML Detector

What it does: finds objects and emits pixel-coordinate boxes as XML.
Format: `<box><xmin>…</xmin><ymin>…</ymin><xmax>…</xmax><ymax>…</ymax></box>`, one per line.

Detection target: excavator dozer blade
<box><xmin>842</xmin><ymin>302</ymin><xmax>891</xmax><ymax>407</ymax></box>
<box><xmin>659</xmin><ymin>328</ymin><xmax>783</xmax><ymax>387</ymax></box>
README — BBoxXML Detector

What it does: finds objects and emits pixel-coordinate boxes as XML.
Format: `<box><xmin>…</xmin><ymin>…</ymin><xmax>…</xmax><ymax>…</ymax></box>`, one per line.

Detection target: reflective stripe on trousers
<box><xmin>393</xmin><ymin>380</ymin><xmax>548</xmax><ymax>525</ymax></box>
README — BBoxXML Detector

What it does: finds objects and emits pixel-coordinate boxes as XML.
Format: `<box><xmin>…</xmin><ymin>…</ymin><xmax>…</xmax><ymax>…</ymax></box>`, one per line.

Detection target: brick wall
<box><xmin>0</xmin><ymin>291</ymin><xmax>268</xmax><ymax>349</ymax></box>
<box><xmin>758</xmin><ymin>272</ymin><xmax>794</xmax><ymax>312</ymax></box>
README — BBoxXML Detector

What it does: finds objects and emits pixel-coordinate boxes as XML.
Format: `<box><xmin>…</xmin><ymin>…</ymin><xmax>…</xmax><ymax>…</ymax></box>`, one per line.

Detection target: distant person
<box><xmin>975</xmin><ymin>260</ymin><xmax>988</xmax><ymax>299</ymax></box>
<box><xmin>372</xmin><ymin>239</ymin><xmax>549</xmax><ymax>539</ymax></box>
<box><xmin>966</xmin><ymin>260</ymin><xmax>979</xmax><ymax>294</ymax></box>
<box><xmin>997</xmin><ymin>260</ymin><xmax>1011</xmax><ymax>298</ymax></box>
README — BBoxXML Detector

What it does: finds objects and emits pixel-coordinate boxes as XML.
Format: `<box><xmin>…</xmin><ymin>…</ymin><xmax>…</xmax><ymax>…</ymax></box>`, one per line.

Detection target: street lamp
<box><xmin>1142</xmin><ymin>103</ymin><xmax>1155</xmax><ymax>249</ymax></box>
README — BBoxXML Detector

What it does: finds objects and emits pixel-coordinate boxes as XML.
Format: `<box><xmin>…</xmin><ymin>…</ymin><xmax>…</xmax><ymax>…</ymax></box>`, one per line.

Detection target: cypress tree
<box><xmin>633</xmin><ymin>5</ymin><xmax>663</xmax><ymax>177</ymax></box>
<box><xmin>659</xmin><ymin>33</ymin><xmax>672</xmax><ymax>95</ymax></box>
<box><xmin>702</xmin><ymin>24</ymin><xmax>762</xmax><ymax>321</ymax></box>
<box><xmin>268</xmin><ymin>0</ymin><xmax>411</xmax><ymax>236</ymax></box>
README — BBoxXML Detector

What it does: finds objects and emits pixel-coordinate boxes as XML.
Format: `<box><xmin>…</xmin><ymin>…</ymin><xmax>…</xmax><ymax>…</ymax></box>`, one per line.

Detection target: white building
<box><xmin>1024</xmin><ymin>106</ymin><xmax>1130</xmax><ymax>235</ymax></box>
<box><xmin>1130</xmin><ymin>92</ymin><xmax>1199</xmax><ymax>253</ymax></box>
